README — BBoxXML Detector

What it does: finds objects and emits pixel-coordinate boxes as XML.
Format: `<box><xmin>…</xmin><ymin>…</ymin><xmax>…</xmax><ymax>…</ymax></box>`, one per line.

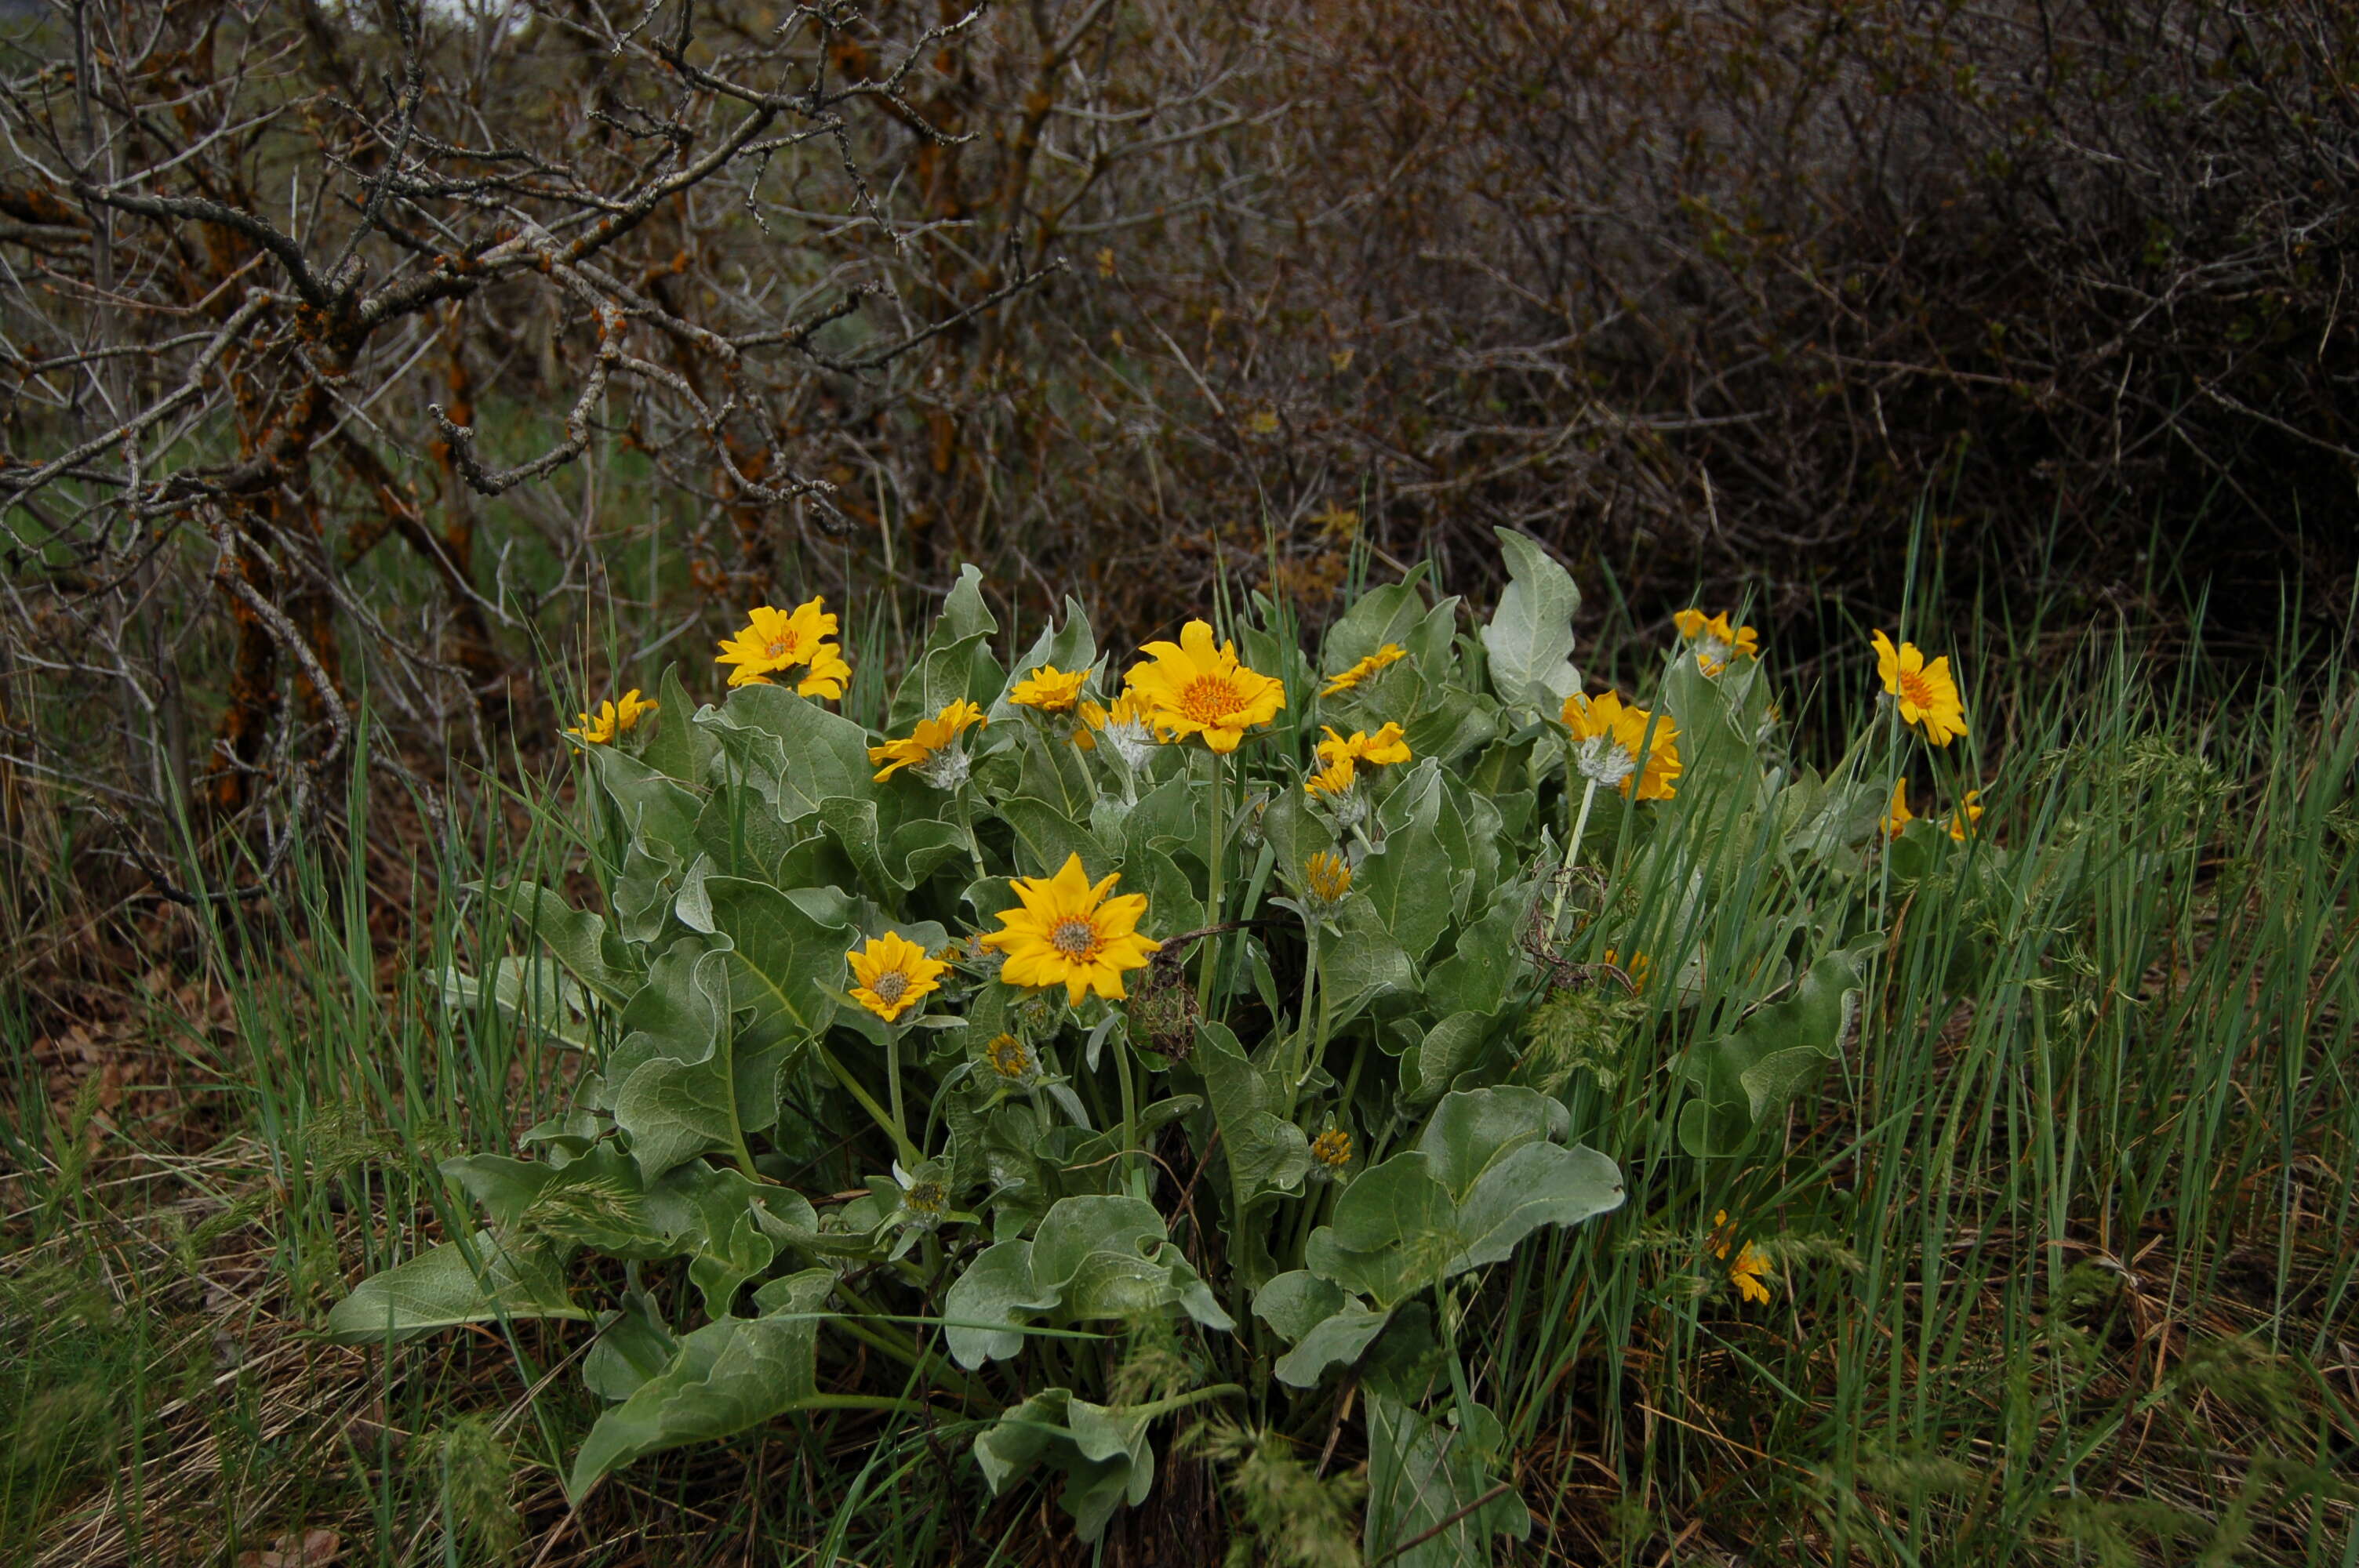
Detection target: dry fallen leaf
<box><xmin>234</xmin><ymin>1527</ymin><xmax>342</xmax><ymax>1568</ymax></box>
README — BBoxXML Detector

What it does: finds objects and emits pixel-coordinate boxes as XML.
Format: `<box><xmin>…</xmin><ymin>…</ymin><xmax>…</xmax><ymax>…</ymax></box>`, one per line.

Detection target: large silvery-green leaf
<box><xmin>702</xmin><ymin>877</ymin><xmax>849</xmax><ymax>1067</ymax></box>
<box><xmin>1318</xmin><ymin>569</ymin><xmax>1434</xmax><ymax>673</ymax></box>
<box><xmin>323</xmin><ymin>1231</ymin><xmax>588</xmax><ymax>1343</ymax></box>
<box><xmin>1317</xmin><ymin>892</ymin><xmax>1416</xmax><ymax>1030</ymax></box>
<box><xmin>1479</xmin><ymin>528</ymin><xmax>1582</xmax><ymax>716</ymax></box>
<box><xmin>606</xmin><ymin>945</ymin><xmax>742</xmax><ymax>1183</ymax></box>
<box><xmin>495</xmin><ymin>881</ymin><xmax>634</xmax><ymax>1006</ymax></box>
<box><xmin>696</xmin><ymin>686</ymin><xmax>875</xmax><ymax>824</ymax></box>
<box><xmin>567</xmin><ymin>1269</ymin><xmax>835</xmax><ymax>1498</ymax></box>
<box><xmin>943</xmin><ymin>1196</ymin><xmax>1234</xmax><ymax>1369</ymax></box>
<box><xmin>583</xmin><ymin>743</ymin><xmax>704</xmax><ymax>861</ymax></box>
<box><xmin>972</xmin><ymin>1388</ymin><xmax>1154</xmax><ymax>1542</ymax></box>
<box><xmin>1302</xmin><ymin>1087</ymin><xmax>1623</xmax><ymax>1309</ymax></box>
<box><xmin>1678</xmin><ymin>943</ymin><xmax>1873</xmax><ymax>1156</ymax></box>
<box><xmin>1192</xmin><ymin>1022</ymin><xmax>1311</xmax><ymax>1221</ymax></box>
<box><xmin>637</xmin><ymin>661</ymin><xmax>715</xmax><ymax>786</ymax></box>
<box><xmin>1361</xmin><ymin>763</ymin><xmax>1457</xmax><ymax>963</ymax></box>
<box><xmin>890</xmin><ymin>563</ymin><xmax>1002</xmax><ymax>731</ymax></box>
<box><xmin>1365</xmin><ymin>1392</ymin><xmax>1528</xmax><ymax>1568</ymax></box>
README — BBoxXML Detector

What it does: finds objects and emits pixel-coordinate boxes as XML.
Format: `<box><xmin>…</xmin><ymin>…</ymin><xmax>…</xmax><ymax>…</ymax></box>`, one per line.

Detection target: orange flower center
<box><xmin>1311</xmin><ymin>1128</ymin><xmax>1352</xmax><ymax>1167</ymax></box>
<box><xmin>1050</xmin><ymin>918</ymin><xmax>1102</xmax><ymax>959</ymax></box>
<box><xmin>871</xmin><ymin>971</ymin><xmax>909</xmax><ymax>1004</ymax></box>
<box><xmin>766</xmin><ymin>633</ymin><xmax>796</xmax><ymax>659</ymax></box>
<box><xmin>1896</xmin><ymin>669</ymin><xmax>1936</xmax><ymax>712</ymax></box>
<box><xmin>1176</xmin><ymin>673</ymin><xmax>1243</xmax><ymax>726</ymax></box>
<box><xmin>987</xmin><ymin>1033</ymin><xmax>1032</xmax><ymax>1077</ymax></box>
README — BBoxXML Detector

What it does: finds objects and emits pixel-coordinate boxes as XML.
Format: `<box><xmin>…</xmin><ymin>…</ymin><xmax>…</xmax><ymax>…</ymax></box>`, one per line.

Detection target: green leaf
<box><xmin>1365</xmin><ymin>1393</ymin><xmax>1528</xmax><ymax>1567</ymax></box>
<box><xmin>1424</xmin><ymin>880</ymin><xmax>1535</xmax><ymax>1019</ymax></box>
<box><xmin>1318</xmin><ymin>892</ymin><xmax>1417</xmax><ymax>1029</ymax></box>
<box><xmin>1479</xmin><ymin>528</ymin><xmax>1582</xmax><ymax>717</ymax></box>
<box><xmin>943</xmin><ymin>1195</ymin><xmax>1233</xmax><ymax>1370</ymax></box>
<box><xmin>567</xmin><ymin>1269</ymin><xmax>835</xmax><ymax>1498</ymax></box>
<box><xmin>609</xmin><ymin>946</ymin><xmax>743</xmax><ymax>1183</ymax></box>
<box><xmin>703</xmin><ymin>877</ymin><xmax>850</xmax><ymax>1069</ymax></box>
<box><xmin>1361</xmin><ymin>765</ymin><xmax>1456</xmax><ymax>963</ymax></box>
<box><xmin>1000</xmin><ymin>796</ymin><xmax>1106</xmax><ymax>880</ymax></box>
<box><xmin>583</xmin><ymin>743</ymin><xmax>703</xmax><ymax>860</ymax></box>
<box><xmin>496</xmin><ymin>882</ymin><xmax>634</xmax><ymax>1006</ymax></box>
<box><xmin>638</xmin><ymin>662</ymin><xmax>715</xmax><ymax>786</ymax></box>
<box><xmin>696</xmin><ymin>686</ymin><xmax>875</xmax><ymax>824</ymax></box>
<box><xmin>1303</xmin><ymin>1087</ymin><xmax>1624</xmax><ymax>1308</ymax></box>
<box><xmin>583</xmin><ymin>1296</ymin><xmax>677</xmax><ymax>1402</ymax></box>
<box><xmin>891</xmin><ymin>564</ymin><xmax>1001</xmax><ymax>731</ymax></box>
<box><xmin>972</xmin><ymin>1388</ymin><xmax>1154</xmax><ymax>1543</ymax></box>
<box><xmin>1193</xmin><ymin>1022</ymin><xmax>1311</xmax><ymax>1222</ymax></box>
<box><xmin>1678</xmin><ymin>943</ymin><xmax>1873</xmax><ymax>1156</ymax></box>
<box><xmin>1409</xmin><ymin>1011</ymin><xmax>1496</xmax><ymax>1104</ymax></box>
<box><xmin>322</xmin><ymin>1232</ymin><xmax>588</xmax><ymax>1344</ymax></box>
<box><xmin>1318</xmin><ymin>569</ymin><xmax>1432</xmax><ymax>673</ymax></box>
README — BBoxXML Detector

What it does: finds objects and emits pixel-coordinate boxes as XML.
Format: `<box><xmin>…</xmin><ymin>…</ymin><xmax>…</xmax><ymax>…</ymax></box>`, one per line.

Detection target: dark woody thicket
<box><xmin>3</xmin><ymin>0</ymin><xmax>2354</xmax><ymax>898</ymax></box>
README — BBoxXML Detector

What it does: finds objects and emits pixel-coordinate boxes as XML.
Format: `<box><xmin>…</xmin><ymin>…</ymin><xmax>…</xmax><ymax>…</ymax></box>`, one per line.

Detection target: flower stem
<box><xmin>886</xmin><ymin>1029</ymin><xmax>908</xmax><ymax>1154</ymax></box>
<box><xmin>1114</xmin><ymin>1028</ymin><xmax>1146</xmax><ymax>1199</ymax></box>
<box><xmin>1200</xmin><ymin>746</ymin><xmax>1226</xmax><ymax>1008</ymax></box>
<box><xmin>813</xmin><ymin>1039</ymin><xmax>919</xmax><ymax>1167</ymax></box>
<box><xmin>1546</xmin><ymin>775</ymin><xmax>1601</xmax><ymax>939</ymax></box>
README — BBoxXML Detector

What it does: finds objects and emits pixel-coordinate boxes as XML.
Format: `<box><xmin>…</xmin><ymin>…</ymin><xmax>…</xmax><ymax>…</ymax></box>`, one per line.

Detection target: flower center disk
<box><xmin>871</xmin><ymin>971</ymin><xmax>908</xmax><ymax>1003</ymax></box>
<box><xmin>1897</xmin><ymin>670</ymin><xmax>1934</xmax><ymax>711</ymax></box>
<box><xmin>1050</xmin><ymin>918</ymin><xmax>1101</xmax><ymax>959</ymax></box>
<box><xmin>1176</xmin><ymin>674</ymin><xmax>1241</xmax><ymax>726</ymax></box>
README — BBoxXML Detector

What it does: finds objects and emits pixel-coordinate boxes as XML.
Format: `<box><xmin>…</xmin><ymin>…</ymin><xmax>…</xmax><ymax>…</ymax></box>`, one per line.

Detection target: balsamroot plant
<box><xmin>329</xmin><ymin>532</ymin><xmax>2001</xmax><ymax>1557</ymax></box>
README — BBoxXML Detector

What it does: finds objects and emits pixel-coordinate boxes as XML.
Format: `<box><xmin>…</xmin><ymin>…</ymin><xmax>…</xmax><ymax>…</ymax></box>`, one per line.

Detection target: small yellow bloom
<box><xmin>976</xmin><ymin>852</ymin><xmax>1162</xmax><ymax>1006</ymax></box>
<box><xmin>847</xmin><ymin>931</ymin><xmax>950</xmax><ymax>1024</ymax></box>
<box><xmin>1303</xmin><ymin>851</ymin><xmax>1354</xmax><ymax>906</ymax></box>
<box><xmin>1710</xmin><ymin>1210</ymin><xmax>1775</xmax><ymax>1306</ymax></box>
<box><xmin>716</xmin><ymin>598</ymin><xmax>840</xmax><ymax>689</ymax></box>
<box><xmin>1870</xmin><ymin>630</ymin><xmax>1968</xmax><ymax>746</ymax></box>
<box><xmin>1881</xmin><ymin>780</ymin><xmax>1915</xmax><ymax>839</ymax></box>
<box><xmin>1303</xmin><ymin>753</ymin><xmax>1357</xmax><ymax>800</ymax></box>
<box><xmin>1601</xmin><ymin>947</ymin><xmax>1651</xmax><ymax>994</ymax></box>
<box><xmin>1947</xmin><ymin>789</ymin><xmax>1984</xmax><ymax>843</ymax></box>
<box><xmin>1320</xmin><ymin>643</ymin><xmax>1405</xmax><ymax>696</ymax></box>
<box><xmin>566</xmin><ymin>688</ymin><xmax>658</xmax><ymax>746</ymax></box>
<box><xmin>1125</xmin><ymin>620</ymin><xmax>1287</xmax><ymax>753</ymax></box>
<box><xmin>868</xmin><ymin>699</ymin><xmax>987</xmax><ymax>785</ymax></box>
<box><xmin>1009</xmin><ymin>665</ymin><xmax>1090</xmax><ymax>714</ymax></box>
<box><xmin>1249</xmin><ymin>409</ymin><xmax>1281</xmax><ymax>436</ymax></box>
<box><xmin>1561</xmin><ymin>690</ymin><xmax>1681</xmax><ymax>800</ymax></box>
<box><xmin>796</xmin><ymin>642</ymin><xmax>852</xmax><ymax>702</ymax></box>
<box><xmin>1310</xmin><ymin>1128</ymin><xmax>1353</xmax><ymax>1169</ymax></box>
<box><xmin>1674</xmin><ymin>609</ymin><xmax>1760</xmax><ymax>676</ymax></box>
<box><xmin>1315</xmin><ymin>722</ymin><xmax>1412</xmax><ymax>770</ymax></box>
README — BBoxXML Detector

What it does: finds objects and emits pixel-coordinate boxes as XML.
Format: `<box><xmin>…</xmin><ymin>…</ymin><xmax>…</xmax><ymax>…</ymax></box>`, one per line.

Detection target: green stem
<box><xmin>813</xmin><ymin>1040</ymin><xmax>919</xmax><ymax>1167</ymax></box>
<box><xmin>1125</xmin><ymin>1382</ymin><xmax>1248</xmax><ymax>1421</ymax></box>
<box><xmin>1200</xmin><ymin>746</ymin><xmax>1227</xmax><ymax>1008</ymax></box>
<box><xmin>954</xmin><ymin>787</ymin><xmax>987</xmax><ymax>880</ymax></box>
<box><xmin>1546</xmin><ymin>775</ymin><xmax>1600</xmax><ymax>940</ymax></box>
<box><xmin>886</xmin><ymin>1030</ymin><xmax>908</xmax><ymax>1156</ymax></box>
<box><xmin>1114</xmin><ymin>1029</ymin><xmax>1145</xmax><ymax>1199</ymax></box>
<box><xmin>1292</xmin><ymin>923</ymin><xmax>1321</xmax><ymax>1091</ymax></box>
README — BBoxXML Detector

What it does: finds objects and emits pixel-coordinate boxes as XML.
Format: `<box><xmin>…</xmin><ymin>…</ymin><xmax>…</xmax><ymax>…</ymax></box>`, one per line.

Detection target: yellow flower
<box><xmin>1561</xmin><ymin>690</ymin><xmax>1681</xmax><ymax>800</ymax></box>
<box><xmin>1881</xmin><ymin>780</ymin><xmax>1915</xmax><ymax>839</ymax></box>
<box><xmin>1315</xmin><ymin>722</ymin><xmax>1412</xmax><ymax>770</ymax></box>
<box><xmin>566</xmin><ymin>688</ymin><xmax>657</xmax><ymax>746</ymax></box>
<box><xmin>1010</xmin><ymin>665</ymin><xmax>1090</xmax><ymax>714</ymax></box>
<box><xmin>716</xmin><ymin>598</ymin><xmax>840</xmax><ymax>689</ymax></box>
<box><xmin>1125</xmin><ymin>620</ymin><xmax>1286</xmax><ymax>753</ymax></box>
<box><xmin>1303</xmin><ymin>753</ymin><xmax>1357</xmax><ymax>800</ymax></box>
<box><xmin>1947</xmin><ymin>789</ymin><xmax>1984</xmax><ymax>843</ymax></box>
<box><xmin>976</xmin><ymin>852</ymin><xmax>1162</xmax><ymax>1005</ymax></box>
<box><xmin>1303</xmin><ymin>851</ymin><xmax>1354</xmax><ymax>906</ymax></box>
<box><xmin>1674</xmin><ymin>609</ymin><xmax>1760</xmax><ymax>676</ymax></box>
<box><xmin>1601</xmin><ymin>947</ymin><xmax>1651</xmax><ymax>994</ymax></box>
<box><xmin>1710</xmin><ymin>1210</ymin><xmax>1775</xmax><ymax>1306</ymax></box>
<box><xmin>868</xmin><ymin>699</ymin><xmax>987</xmax><ymax>785</ymax></box>
<box><xmin>846</xmin><ymin>931</ymin><xmax>950</xmax><ymax>1024</ymax></box>
<box><xmin>1870</xmin><ymin>630</ymin><xmax>1968</xmax><ymax>746</ymax></box>
<box><xmin>1321</xmin><ymin>643</ymin><xmax>1405</xmax><ymax>695</ymax></box>
<box><xmin>1076</xmin><ymin>690</ymin><xmax>1155</xmax><ymax>765</ymax></box>
<box><xmin>1310</xmin><ymin>1128</ymin><xmax>1353</xmax><ymax>1169</ymax></box>
<box><xmin>797</xmin><ymin>642</ymin><xmax>851</xmax><ymax>702</ymax></box>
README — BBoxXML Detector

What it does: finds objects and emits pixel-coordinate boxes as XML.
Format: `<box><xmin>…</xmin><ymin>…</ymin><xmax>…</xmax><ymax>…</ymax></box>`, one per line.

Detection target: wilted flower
<box><xmin>1125</xmin><ymin>621</ymin><xmax>1286</xmax><ymax>753</ymax></box>
<box><xmin>1321</xmin><ymin>643</ymin><xmax>1405</xmax><ymax>696</ymax></box>
<box><xmin>984</xmin><ymin>1033</ymin><xmax>1038</xmax><ymax>1085</ymax></box>
<box><xmin>892</xmin><ymin>1161</ymin><xmax>950</xmax><ymax>1229</ymax></box>
<box><xmin>976</xmin><ymin>853</ymin><xmax>1162</xmax><ymax>1005</ymax></box>
<box><xmin>1673</xmin><ymin>608</ymin><xmax>1760</xmax><ymax>676</ymax></box>
<box><xmin>566</xmin><ymin>688</ymin><xmax>657</xmax><ymax>746</ymax></box>
<box><xmin>1308</xmin><ymin>1127</ymin><xmax>1353</xmax><ymax>1182</ymax></box>
<box><xmin>1561</xmin><ymin>690</ymin><xmax>1681</xmax><ymax>800</ymax></box>
<box><xmin>1870</xmin><ymin>630</ymin><xmax>1968</xmax><ymax>746</ymax></box>
<box><xmin>715</xmin><ymin>598</ymin><xmax>849</xmax><ymax>699</ymax></box>
<box><xmin>846</xmin><ymin>931</ymin><xmax>950</xmax><ymax>1024</ymax></box>
<box><xmin>868</xmin><ymin>700</ymin><xmax>987</xmax><ymax>788</ymax></box>
<box><xmin>1601</xmin><ymin>946</ymin><xmax>1651</xmax><ymax>994</ymax></box>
